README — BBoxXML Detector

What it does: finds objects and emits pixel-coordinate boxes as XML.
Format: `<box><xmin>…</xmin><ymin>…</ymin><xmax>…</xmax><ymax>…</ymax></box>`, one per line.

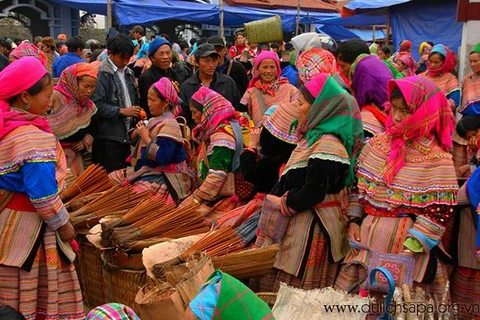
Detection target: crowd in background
<box><xmin>1</xmin><ymin>24</ymin><xmax>480</xmax><ymax>319</ymax></box>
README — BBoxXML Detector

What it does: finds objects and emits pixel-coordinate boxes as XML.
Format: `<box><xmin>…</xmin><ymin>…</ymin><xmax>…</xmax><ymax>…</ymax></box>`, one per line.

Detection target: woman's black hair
<box><xmin>8</xmin><ymin>73</ymin><xmax>52</xmax><ymax>104</ymax></box>
<box><xmin>300</xmin><ymin>85</ymin><xmax>315</xmax><ymax>105</ymax></box>
<box><xmin>390</xmin><ymin>86</ymin><xmax>404</xmax><ymax>101</ymax></box>
<box><xmin>379</xmin><ymin>45</ymin><xmax>392</xmax><ymax>56</ymax></box>
<box><xmin>428</xmin><ymin>51</ymin><xmax>445</xmax><ymax>62</ymax></box>
<box><xmin>107</xmin><ymin>34</ymin><xmax>134</xmax><ymax>58</ymax></box>
<box><xmin>456</xmin><ymin>116</ymin><xmax>480</xmax><ymax>138</ymax></box>
<box><xmin>336</xmin><ymin>39</ymin><xmax>370</xmax><ymax>64</ymax></box>
<box><xmin>189</xmin><ymin>98</ymin><xmax>203</xmax><ymax>112</ymax></box>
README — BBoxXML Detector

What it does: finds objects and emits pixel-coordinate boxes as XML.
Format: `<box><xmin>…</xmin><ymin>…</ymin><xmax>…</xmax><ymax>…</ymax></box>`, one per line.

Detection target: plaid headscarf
<box><xmin>191</xmin><ymin>87</ymin><xmax>237</xmax><ymax>141</ymax></box>
<box><xmin>383</xmin><ymin>76</ymin><xmax>455</xmax><ymax>185</ymax></box>
<box><xmin>86</xmin><ymin>303</ymin><xmax>139</xmax><ymax>320</ymax></box>
<box><xmin>296</xmin><ymin>48</ymin><xmax>337</xmax><ymax>84</ymax></box>
<box><xmin>10</xmin><ymin>43</ymin><xmax>47</xmax><ymax>67</ymax></box>
<box><xmin>55</xmin><ymin>62</ymin><xmax>98</xmax><ymax>113</ymax></box>
<box><xmin>152</xmin><ymin>77</ymin><xmax>182</xmax><ymax>116</ymax></box>
<box><xmin>396</xmin><ymin>52</ymin><xmax>416</xmax><ymax>76</ymax></box>
<box><xmin>427</xmin><ymin>44</ymin><xmax>457</xmax><ymax>77</ymax></box>
<box><xmin>190</xmin><ymin>270</ymin><xmax>273</xmax><ymax>320</ymax></box>
<box><xmin>299</xmin><ymin>73</ymin><xmax>364</xmax><ymax>186</ymax></box>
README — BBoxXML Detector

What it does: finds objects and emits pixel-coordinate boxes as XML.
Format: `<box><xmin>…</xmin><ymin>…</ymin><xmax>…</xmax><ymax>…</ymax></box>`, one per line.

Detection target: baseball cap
<box><xmin>207</xmin><ymin>36</ymin><xmax>225</xmax><ymax>48</ymax></box>
<box><xmin>194</xmin><ymin>44</ymin><xmax>220</xmax><ymax>61</ymax></box>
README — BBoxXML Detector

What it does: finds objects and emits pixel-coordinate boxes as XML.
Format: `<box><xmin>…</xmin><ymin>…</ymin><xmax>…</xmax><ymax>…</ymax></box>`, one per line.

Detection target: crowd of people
<box><xmin>0</xmin><ymin>25</ymin><xmax>480</xmax><ymax>319</ymax></box>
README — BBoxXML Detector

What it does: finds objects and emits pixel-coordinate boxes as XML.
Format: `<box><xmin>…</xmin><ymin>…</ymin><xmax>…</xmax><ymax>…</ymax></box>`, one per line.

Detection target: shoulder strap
<box><xmin>226</xmin><ymin>59</ymin><xmax>234</xmax><ymax>76</ymax></box>
<box><xmin>229</xmin><ymin>121</ymin><xmax>244</xmax><ymax>171</ymax></box>
<box><xmin>253</xmin><ymin>88</ymin><xmax>268</xmax><ymax>115</ymax></box>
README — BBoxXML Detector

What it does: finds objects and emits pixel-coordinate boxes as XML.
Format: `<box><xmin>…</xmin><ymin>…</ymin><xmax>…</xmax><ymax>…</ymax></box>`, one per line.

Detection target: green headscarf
<box><xmin>472</xmin><ymin>42</ymin><xmax>480</xmax><ymax>55</ymax></box>
<box><xmin>302</xmin><ymin>75</ymin><xmax>364</xmax><ymax>186</ymax></box>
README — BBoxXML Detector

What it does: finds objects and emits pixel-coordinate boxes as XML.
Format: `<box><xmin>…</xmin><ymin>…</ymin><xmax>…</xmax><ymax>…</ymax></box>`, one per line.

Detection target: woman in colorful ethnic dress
<box><xmin>8</xmin><ymin>42</ymin><xmax>47</xmax><ymax>66</ymax></box>
<box><xmin>241</xmin><ymin>51</ymin><xmax>298</xmax><ymax>127</ymax></box>
<box><xmin>394</xmin><ymin>52</ymin><xmax>416</xmax><ymax>77</ymax></box>
<box><xmin>255</xmin><ymin>73</ymin><xmax>363</xmax><ymax>291</ymax></box>
<box><xmin>450</xmin><ymin>116</ymin><xmax>480</xmax><ymax>319</ymax></box>
<box><xmin>185</xmin><ymin>87</ymin><xmax>244</xmax><ymax>209</ymax></box>
<box><xmin>111</xmin><ymin>77</ymin><xmax>192</xmax><ymax>204</ymax></box>
<box><xmin>421</xmin><ymin>44</ymin><xmax>460</xmax><ymax>110</ymax></box>
<box><xmin>337</xmin><ymin>40</ymin><xmax>393</xmax><ymax>138</ymax></box>
<box><xmin>449</xmin><ymin>44</ymin><xmax>478</xmax><ymax>180</ymax></box>
<box><xmin>0</xmin><ymin>57</ymin><xmax>84</xmax><ymax>319</ymax></box>
<box><xmin>47</xmin><ymin>62</ymin><xmax>98</xmax><ymax>176</ymax></box>
<box><xmin>335</xmin><ymin>76</ymin><xmax>458</xmax><ymax>302</ymax></box>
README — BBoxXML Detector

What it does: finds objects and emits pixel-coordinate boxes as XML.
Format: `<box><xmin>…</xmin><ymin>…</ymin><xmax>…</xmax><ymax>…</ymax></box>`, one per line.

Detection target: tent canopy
<box><xmin>320</xmin><ymin>10</ymin><xmax>387</xmax><ymax>27</ymax></box>
<box><xmin>317</xmin><ymin>25</ymin><xmax>385</xmax><ymax>42</ymax></box>
<box><xmin>344</xmin><ymin>0</ymin><xmax>411</xmax><ymax>11</ymax></box>
<box><xmin>49</xmin><ymin>0</ymin><xmax>108</xmax><ymax>15</ymax></box>
<box><xmin>114</xmin><ymin>0</ymin><xmax>220</xmax><ymax>26</ymax></box>
<box><xmin>390</xmin><ymin>1</ymin><xmax>462</xmax><ymax>61</ymax></box>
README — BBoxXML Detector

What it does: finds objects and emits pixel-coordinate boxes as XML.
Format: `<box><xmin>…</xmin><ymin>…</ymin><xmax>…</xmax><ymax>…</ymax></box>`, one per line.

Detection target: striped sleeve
<box><xmin>22</xmin><ymin>162</ymin><xmax>69</xmax><ymax>230</ymax></box>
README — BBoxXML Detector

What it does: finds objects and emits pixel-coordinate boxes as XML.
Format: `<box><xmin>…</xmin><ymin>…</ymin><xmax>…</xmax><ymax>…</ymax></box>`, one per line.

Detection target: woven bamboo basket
<box><xmin>211</xmin><ymin>244</ymin><xmax>280</xmax><ymax>279</ymax></box>
<box><xmin>256</xmin><ymin>292</ymin><xmax>277</xmax><ymax>308</ymax></box>
<box><xmin>102</xmin><ymin>253</ymin><xmax>147</xmax><ymax>313</ymax></box>
<box><xmin>76</xmin><ymin>236</ymin><xmax>106</xmax><ymax>308</ymax></box>
<box><xmin>244</xmin><ymin>15</ymin><xmax>283</xmax><ymax>44</ymax></box>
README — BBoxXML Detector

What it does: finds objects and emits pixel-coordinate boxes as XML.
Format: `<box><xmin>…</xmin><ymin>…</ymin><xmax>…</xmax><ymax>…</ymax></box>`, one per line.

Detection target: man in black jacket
<box><xmin>207</xmin><ymin>36</ymin><xmax>249</xmax><ymax>98</ymax></box>
<box><xmin>138</xmin><ymin>36</ymin><xmax>189</xmax><ymax>117</ymax></box>
<box><xmin>91</xmin><ymin>34</ymin><xmax>141</xmax><ymax>172</ymax></box>
<box><xmin>179</xmin><ymin>44</ymin><xmax>241</xmax><ymax>126</ymax></box>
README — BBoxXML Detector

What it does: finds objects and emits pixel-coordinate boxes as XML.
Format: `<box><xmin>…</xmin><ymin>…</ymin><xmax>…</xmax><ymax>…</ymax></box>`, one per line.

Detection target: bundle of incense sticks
<box><xmin>111</xmin><ymin>204</ymin><xmax>209</xmax><ymax>248</ymax></box>
<box><xmin>181</xmin><ymin>226</ymin><xmax>246</xmax><ymax>259</ymax></box>
<box><xmin>69</xmin><ymin>186</ymin><xmax>149</xmax><ymax>227</ymax></box>
<box><xmin>61</xmin><ymin>164</ymin><xmax>113</xmax><ymax>202</ymax></box>
<box><xmin>101</xmin><ymin>198</ymin><xmax>174</xmax><ymax>247</ymax></box>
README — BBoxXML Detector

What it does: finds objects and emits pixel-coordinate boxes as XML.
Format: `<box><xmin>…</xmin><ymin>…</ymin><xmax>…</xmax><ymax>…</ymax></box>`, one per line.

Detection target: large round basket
<box><xmin>256</xmin><ymin>292</ymin><xmax>277</xmax><ymax>308</ymax></box>
<box><xmin>75</xmin><ymin>235</ymin><xmax>106</xmax><ymax>308</ymax></box>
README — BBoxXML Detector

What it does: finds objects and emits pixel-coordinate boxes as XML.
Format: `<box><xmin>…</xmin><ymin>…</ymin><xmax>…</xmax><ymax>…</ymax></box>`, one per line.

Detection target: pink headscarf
<box><xmin>305</xmin><ymin>73</ymin><xmax>328</xmax><ymax>99</ymax></box>
<box><xmin>396</xmin><ymin>52</ymin><xmax>416</xmax><ymax>76</ymax></box>
<box><xmin>248</xmin><ymin>51</ymin><xmax>282</xmax><ymax>88</ymax></box>
<box><xmin>383</xmin><ymin>76</ymin><xmax>454</xmax><ymax>185</ymax></box>
<box><xmin>0</xmin><ymin>57</ymin><xmax>52</xmax><ymax>140</ymax></box>
<box><xmin>10</xmin><ymin>43</ymin><xmax>47</xmax><ymax>67</ymax></box>
<box><xmin>152</xmin><ymin>77</ymin><xmax>182</xmax><ymax>116</ymax></box>
<box><xmin>191</xmin><ymin>87</ymin><xmax>236</xmax><ymax>141</ymax></box>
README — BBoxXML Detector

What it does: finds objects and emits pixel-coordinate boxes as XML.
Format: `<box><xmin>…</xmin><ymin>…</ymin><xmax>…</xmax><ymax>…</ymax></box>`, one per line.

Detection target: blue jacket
<box><xmin>52</xmin><ymin>52</ymin><xmax>84</xmax><ymax>77</ymax></box>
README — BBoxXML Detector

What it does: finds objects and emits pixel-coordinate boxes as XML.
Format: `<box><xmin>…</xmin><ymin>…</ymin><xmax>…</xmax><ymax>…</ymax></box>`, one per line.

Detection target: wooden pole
<box><xmin>107</xmin><ymin>0</ymin><xmax>112</xmax><ymax>30</ymax></box>
<box><xmin>295</xmin><ymin>0</ymin><xmax>301</xmax><ymax>36</ymax></box>
<box><xmin>373</xmin><ymin>25</ymin><xmax>376</xmax><ymax>43</ymax></box>
<box><xmin>219</xmin><ymin>0</ymin><xmax>224</xmax><ymax>39</ymax></box>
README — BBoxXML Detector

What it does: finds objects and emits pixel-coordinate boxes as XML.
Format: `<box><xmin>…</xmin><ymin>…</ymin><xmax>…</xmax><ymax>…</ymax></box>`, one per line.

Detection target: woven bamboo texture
<box><xmin>76</xmin><ymin>236</ymin><xmax>106</xmax><ymax>308</ymax></box>
<box><xmin>211</xmin><ymin>244</ymin><xmax>280</xmax><ymax>279</ymax></box>
<box><xmin>102</xmin><ymin>253</ymin><xmax>147</xmax><ymax>313</ymax></box>
<box><xmin>244</xmin><ymin>15</ymin><xmax>283</xmax><ymax>44</ymax></box>
<box><xmin>256</xmin><ymin>292</ymin><xmax>277</xmax><ymax>308</ymax></box>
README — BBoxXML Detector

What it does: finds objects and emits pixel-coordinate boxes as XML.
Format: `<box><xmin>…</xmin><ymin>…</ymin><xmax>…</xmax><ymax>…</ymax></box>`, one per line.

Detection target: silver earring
<box><xmin>24</xmin><ymin>104</ymin><xmax>30</xmax><ymax>110</ymax></box>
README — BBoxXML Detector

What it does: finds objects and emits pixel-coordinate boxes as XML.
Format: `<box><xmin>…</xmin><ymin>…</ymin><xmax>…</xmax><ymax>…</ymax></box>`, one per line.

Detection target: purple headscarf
<box><xmin>351</xmin><ymin>55</ymin><xmax>393</xmax><ymax>109</ymax></box>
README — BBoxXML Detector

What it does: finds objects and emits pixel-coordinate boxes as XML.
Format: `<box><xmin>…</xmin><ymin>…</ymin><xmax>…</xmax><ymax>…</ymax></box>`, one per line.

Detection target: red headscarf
<box><xmin>383</xmin><ymin>76</ymin><xmax>454</xmax><ymax>185</ymax></box>
<box><xmin>427</xmin><ymin>44</ymin><xmax>457</xmax><ymax>77</ymax></box>
<box><xmin>54</xmin><ymin>62</ymin><xmax>98</xmax><ymax>113</ymax></box>
<box><xmin>10</xmin><ymin>43</ymin><xmax>47</xmax><ymax>67</ymax></box>
<box><xmin>0</xmin><ymin>57</ymin><xmax>51</xmax><ymax>140</ymax></box>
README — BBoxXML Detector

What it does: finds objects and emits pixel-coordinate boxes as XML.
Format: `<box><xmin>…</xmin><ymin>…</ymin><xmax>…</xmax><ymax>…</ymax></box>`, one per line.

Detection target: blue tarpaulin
<box><xmin>317</xmin><ymin>25</ymin><xmax>386</xmax><ymax>41</ymax></box>
<box><xmin>390</xmin><ymin>1</ymin><xmax>462</xmax><ymax>61</ymax></box>
<box><xmin>49</xmin><ymin>0</ymin><xmax>108</xmax><ymax>15</ymax></box>
<box><xmin>320</xmin><ymin>10</ymin><xmax>387</xmax><ymax>27</ymax></box>
<box><xmin>114</xmin><ymin>0</ymin><xmax>219</xmax><ymax>26</ymax></box>
<box><xmin>344</xmin><ymin>0</ymin><xmax>411</xmax><ymax>11</ymax></box>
